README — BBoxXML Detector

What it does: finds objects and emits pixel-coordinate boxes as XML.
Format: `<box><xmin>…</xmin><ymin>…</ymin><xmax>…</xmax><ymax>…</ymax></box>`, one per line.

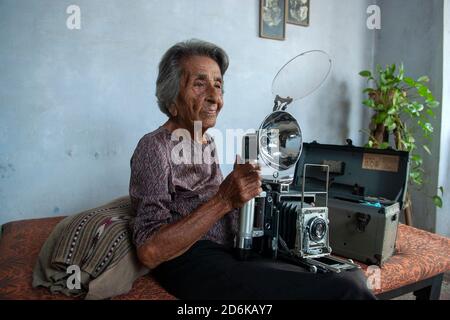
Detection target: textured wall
<box><xmin>437</xmin><ymin>0</ymin><xmax>450</xmax><ymax>237</ymax></box>
<box><xmin>374</xmin><ymin>0</ymin><xmax>445</xmax><ymax>234</ymax></box>
<box><xmin>1</xmin><ymin>0</ymin><xmax>375</xmax><ymax>225</ymax></box>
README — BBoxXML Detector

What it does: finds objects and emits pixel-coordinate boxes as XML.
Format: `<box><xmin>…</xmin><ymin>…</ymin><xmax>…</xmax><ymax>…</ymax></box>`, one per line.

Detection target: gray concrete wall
<box><xmin>0</xmin><ymin>0</ymin><xmax>375</xmax><ymax>225</ymax></box>
<box><xmin>437</xmin><ymin>1</ymin><xmax>450</xmax><ymax>237</ymax></box>
<box><xmin>374</xmin><ymin>0</ymin><xmax>445</xmax><ymax>234</ymax></box>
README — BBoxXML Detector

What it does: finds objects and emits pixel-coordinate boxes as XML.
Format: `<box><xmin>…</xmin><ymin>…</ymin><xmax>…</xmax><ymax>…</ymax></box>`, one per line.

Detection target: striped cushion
<box><xmin>52</xmin><ymin>197</ymin><xmax>133</xmax><ymax>278</ymax></box>
<box><xmin>31</xmin><ymin>196</ymin><xmax>149</xmax><ymax>299</ymax></box>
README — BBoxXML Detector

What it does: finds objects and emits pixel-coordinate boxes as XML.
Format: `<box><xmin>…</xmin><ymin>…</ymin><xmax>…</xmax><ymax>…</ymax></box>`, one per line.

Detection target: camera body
<box><xmin>280</xmin><ymin>196</ymin><xmax>331</xmax><ymax>259</ymax></box>
<box><xmin>236</xmin><ymin>132</ymin><xmax>359</xmax><ymax>273</ymax></box>
<box><xmin>240</xmin><ymin>184</ymin><xmax>332</xmax><ymax>260</ymax></box>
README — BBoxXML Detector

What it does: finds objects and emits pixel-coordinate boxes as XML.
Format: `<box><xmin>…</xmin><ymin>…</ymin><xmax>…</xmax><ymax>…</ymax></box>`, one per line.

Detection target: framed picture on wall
<box><xmin>259</xmin><ymin>0</ymin><xmax>286</xmax><ymax>40</ymax></box>
<box><xmin>287</xmin><ymin>0</ymin><xmax>310</xmax><ymax>26</ymax></box>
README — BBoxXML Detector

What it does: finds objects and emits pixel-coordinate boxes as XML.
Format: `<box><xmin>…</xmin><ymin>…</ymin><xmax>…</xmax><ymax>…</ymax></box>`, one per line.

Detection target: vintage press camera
<box><xmin>235</xmin><ymin>51</ymin><xmax>359</xmax><ymax>273</ymax></box>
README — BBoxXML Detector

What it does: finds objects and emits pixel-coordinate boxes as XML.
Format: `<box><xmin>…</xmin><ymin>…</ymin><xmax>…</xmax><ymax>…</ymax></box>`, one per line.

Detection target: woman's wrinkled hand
<box><xmin>217</xmin><ymin>155</ymin><xmax>262</xmax><ymax>210</ymax></box>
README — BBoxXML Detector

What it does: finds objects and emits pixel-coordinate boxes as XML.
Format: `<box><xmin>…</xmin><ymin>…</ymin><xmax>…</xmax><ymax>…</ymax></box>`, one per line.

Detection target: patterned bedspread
<box><xmin>0</xmin><ymin>216</ymin><xmax>449</xmax><ymax>299</ymax></box>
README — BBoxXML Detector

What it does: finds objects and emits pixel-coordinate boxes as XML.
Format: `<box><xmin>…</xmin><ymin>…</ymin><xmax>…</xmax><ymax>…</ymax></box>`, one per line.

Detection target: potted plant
<box><xmin>359</xmin><ymin>64</ymin><xmax>443</xmax><ymax>226</ymax></box>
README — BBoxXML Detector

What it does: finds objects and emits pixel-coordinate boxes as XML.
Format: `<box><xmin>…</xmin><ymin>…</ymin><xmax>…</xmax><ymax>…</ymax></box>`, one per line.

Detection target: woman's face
<box><xmin>169</xmin><ymin>55</ymin><xmax>224</xmax><ymax>132</ymax></box>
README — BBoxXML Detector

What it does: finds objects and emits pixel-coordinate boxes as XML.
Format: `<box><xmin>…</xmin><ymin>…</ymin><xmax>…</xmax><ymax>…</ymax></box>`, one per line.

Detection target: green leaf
<box><xmin>390</xmin><ymin>64</ymin><xmax>396</xmax><ymax>73</ymax></box>
<box><xmin>363</xmin><ymin>99</ymin><xmax>375</xmax><ymax>108</ymax></box>
<box><xmin>417</xmin><ymin>120</ymin><xmax>426</xmax><ymax>131</ymax></box>
<box><xmin>379</xmin><ymin>142</ymin><xmax>390</xmax><ymax>149</ymax></box>
<box><xmin>428</xmin><ymin>101</ymin><xmax>440</xmax><ymax>109</ymax></box>
<box><xmin>383</xmin><ymin>115</ymin><xmax>396</xmax><ymax>132</ymax></box>
<box><xmin>410</xmin><ymin>170</ymin><xmax>423</xmax><ymax>185</ymax></box>
<box><xmin>401</xmin><ymin>140</ymin><xmax>411</xmax><ymax>151</ymax></box>
<box><xmin>417</xmin><ymin>76</ymin><xmax>430</xmax><ymax>83</ymax></box>
<box><xmin>374</xmin><ymin>112</ymin><xmax>387</xmax><ymax>124</ymax></box>
<box><xmin>439</xmin><ymin>186</ymin><xmax>444</xmax><ymax>196</ymax></box>
<box><xmin>387</xmin><ymin>123</ymin><xmax>397</xmax><ymax>131</ymax></box>
<box><xmin>410</xmin><ymin>171</ymin><xmax>420</xmax><ymax>179</ymax></box>
<box><xmin>424</xmin><ymin>122</ymin><xmax>434</xmax><ymax>134</ymax></box>
<box><xmin>376</xmin><ymin>104</ymin><xmax>385</xmax><ymax>111</ymax></box>
<box><xmin>359</xmin><ymin>70</ymin><xmax>372</xmax><ymax>77</ymax></box>
<box><xmin>387</xmin><ymin>107</ymin><xmax>397</xmax><ymax>115</ymax></box>
<box><xmin>404</xmin><ymin>77</ymin><xmax>416</xmax><ymax>86</ymax></box>
<box><xmin>423</xmin><ymin>145</ymin><xmax>432</xmax><ymax>155</ymax></box>
<box><xmin>433</xmin><ymin>196</ymin><xmax>443</xmax><ymax>208</ymax></box>
<box><xmin>407</xmin><ymin>103</ymin><xmax>420</xmax><ymax>117</ymax></box>
<box><xmin>417</xmin><ymin>85</ymin><xmax>430</xmax><ymax>97</ymax></box>
<box><xmin>426</xmin><ymin>109</ymin><xmax>435</xmax><ymax>117</ymax></box>
<box><xmin>411</xmin><ymin>154</ymin><xmax>423</xmax><ymax>166</ymax></box>
<box><xmin>398</xmin><ymin>64</ymin><xmax>404</xmax><ymax>80</ymax></box>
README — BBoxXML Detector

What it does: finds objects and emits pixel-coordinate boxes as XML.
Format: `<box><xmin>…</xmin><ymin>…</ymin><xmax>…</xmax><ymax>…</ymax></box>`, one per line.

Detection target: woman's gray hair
<box><xmin>156</xmin><ymin>39</ymin><xmax>229</xmax><ymax>117</ymax></box>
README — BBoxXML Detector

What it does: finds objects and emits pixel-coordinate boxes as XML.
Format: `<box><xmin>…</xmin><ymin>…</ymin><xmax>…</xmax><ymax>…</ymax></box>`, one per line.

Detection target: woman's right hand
<box><xmin>217</xmin><ymin>155</ymin><xmax>262</xmax><ymax>210</ymax></box>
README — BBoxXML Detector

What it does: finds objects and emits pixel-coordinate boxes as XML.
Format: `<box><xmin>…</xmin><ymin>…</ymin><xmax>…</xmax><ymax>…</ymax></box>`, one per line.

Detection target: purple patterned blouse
<box><xmin>129</xmin><ymin>126</ymin><xmax>239</xmax><ymax>248</ymax></box>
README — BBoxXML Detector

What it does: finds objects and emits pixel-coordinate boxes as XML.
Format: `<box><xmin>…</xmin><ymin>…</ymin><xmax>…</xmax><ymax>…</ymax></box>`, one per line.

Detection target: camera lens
<box><xmin>309</xmin><ymin>218</ymin><xmax>327</xmax><ymax>242</ymax></box>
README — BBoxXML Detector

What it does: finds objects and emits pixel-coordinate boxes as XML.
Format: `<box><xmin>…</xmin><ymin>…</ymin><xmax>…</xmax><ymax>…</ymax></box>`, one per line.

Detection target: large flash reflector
<box><xmin>259</xmin><ymin>111</ymin><xmax>303</xmax><ymax>172</ymax></box>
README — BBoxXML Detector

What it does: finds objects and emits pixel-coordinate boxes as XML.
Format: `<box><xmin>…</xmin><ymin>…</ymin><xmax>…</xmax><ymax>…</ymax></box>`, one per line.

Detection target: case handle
<box><xmin>356</xmin><ymin>212</ymin><xmax>371</xmax><ymax>233</ymax></box>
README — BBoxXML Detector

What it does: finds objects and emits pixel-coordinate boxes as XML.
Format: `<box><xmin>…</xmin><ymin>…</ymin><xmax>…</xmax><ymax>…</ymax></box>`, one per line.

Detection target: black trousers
<box><xmin>153</xmin><ymin>240</ymin><xmax>377</xmax><ymax>300</ymax></box>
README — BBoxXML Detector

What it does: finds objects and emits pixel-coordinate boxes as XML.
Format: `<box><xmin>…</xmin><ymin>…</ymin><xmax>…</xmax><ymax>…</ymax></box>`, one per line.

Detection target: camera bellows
<box><xmin>279</xmin><ymin>202</ymin><xmax>300</xmax><ymax>249</ymax></box>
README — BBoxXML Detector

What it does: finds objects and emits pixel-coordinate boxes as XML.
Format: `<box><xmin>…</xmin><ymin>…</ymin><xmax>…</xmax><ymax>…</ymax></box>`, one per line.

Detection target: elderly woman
<box><xmin>129</xmin><ymin>39</ymin><xmax>376</xmax><ymax>300</ymax></box>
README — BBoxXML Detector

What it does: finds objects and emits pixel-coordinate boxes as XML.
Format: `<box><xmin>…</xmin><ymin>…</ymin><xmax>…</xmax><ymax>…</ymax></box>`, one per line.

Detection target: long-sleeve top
<box><xmin>129</xmin><ymin>126</ymin><xmax>239</xmax><ymax>248</ymax></box>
